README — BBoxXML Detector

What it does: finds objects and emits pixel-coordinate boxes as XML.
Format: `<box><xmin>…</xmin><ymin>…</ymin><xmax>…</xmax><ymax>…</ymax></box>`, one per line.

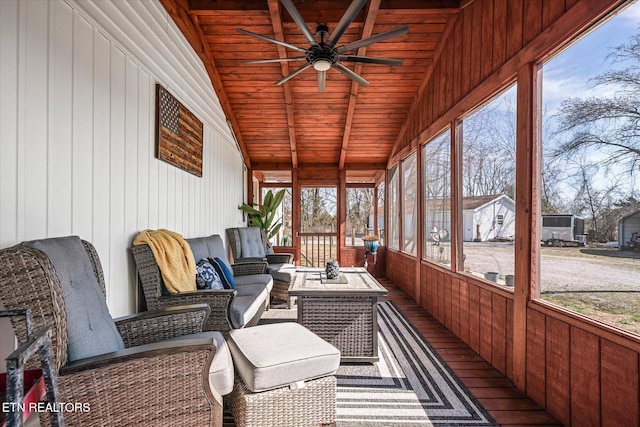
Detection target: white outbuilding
<box><xmin>462</xmin><ymin>194</ymin><xmax>516</xmax><ymax>242</ymax></box>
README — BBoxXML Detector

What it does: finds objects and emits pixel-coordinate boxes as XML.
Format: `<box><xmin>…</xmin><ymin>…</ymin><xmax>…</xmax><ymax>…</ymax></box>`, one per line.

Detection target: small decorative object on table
<box><xmin>362</xmin><ymin>234</ymin><xmax>380</xmax><ymax>254</ymax></box>
<box><xmin>325</xmin><ymin>260</ymin><xmax>340</xmax><ymax>279</ymax></box>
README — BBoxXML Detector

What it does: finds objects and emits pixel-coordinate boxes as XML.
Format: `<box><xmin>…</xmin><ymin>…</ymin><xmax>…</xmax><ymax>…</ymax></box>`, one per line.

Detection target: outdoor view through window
<box><xmin>460</xmin><ymin>85</ymin><xmax>517</xmax><ymax>287</ymax></box>
<box><xmin>423</xmin><ymin>128</ymin><xmax>451</xmax><ymax>266</ymax></box>
<box><xmin>539</xmin><ymin>1</ymin><xmax>640</xmax><ymax>335</ymax></box>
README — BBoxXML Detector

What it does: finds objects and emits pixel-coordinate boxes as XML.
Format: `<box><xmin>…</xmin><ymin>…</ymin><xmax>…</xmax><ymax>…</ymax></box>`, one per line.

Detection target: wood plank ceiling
<box><xmin>161</xmin><ymin>0</ymin><xmax>461</xmax><ymax>182</ymax></box>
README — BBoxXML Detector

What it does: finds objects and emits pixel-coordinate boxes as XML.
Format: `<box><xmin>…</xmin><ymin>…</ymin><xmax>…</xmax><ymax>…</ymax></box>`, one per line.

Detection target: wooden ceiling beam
<box><xmin>338</xmin><ymin>0</ymin><xmax>382</xmax><ymax>170</ymax></box>
<box><xmin>187</xmin><ymin>0</ymin><xmax>461</xmax><ymax>12</ymax></box>
<box><xmin>267</xmin><ymin>0</ymin><xmax>299</xmax><ymax>169</ymax></box>
<box><xmin>251</xmin><ymin>162</ymin><xmax>294</xmax><ymax>171</ymax></box>
<box><xmin>160</xmin><ymin>0</ymin><xmax>252</xmax><ymax>168</ymax></box>
<box><xmin>252</xmin><ymin>161</ymin><xmax>386</xmax><ymax>171</ymax></box>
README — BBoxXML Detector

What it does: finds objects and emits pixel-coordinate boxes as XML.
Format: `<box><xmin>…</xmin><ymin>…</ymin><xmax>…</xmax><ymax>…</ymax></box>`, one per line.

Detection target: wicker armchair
<box><xmin>0</xmin><ymin>238</ymin><xmax>225</xmax><ymax>427</ymax></box>
<box><xmin>131</xmin><ymin>234</ymin><xmax>272</xmax><ymax>332</ymax></box>
<box><xmin>226</xmin><ymin>227</ymin><xmax>296</xmax><ymax>308</ymax></box>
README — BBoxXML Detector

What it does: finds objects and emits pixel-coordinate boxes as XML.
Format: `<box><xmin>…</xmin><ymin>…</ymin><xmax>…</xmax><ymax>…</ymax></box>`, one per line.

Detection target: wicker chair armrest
<box><xmin>114</xmin><ymin>304</ymin><xmax>211</xmax><ymax>347</ymax></box>
<box><xmin>266</xmin><ymin>253</ymin><xmax>293</xmax><ymax>264</ymax></box>
<box><xmin>57</xmin><ymin>339</ymin><xmax>220</xmax><ymax>424</ymax></box>
<box><xmin>156</xmin><ymin>290</ymin><xmax>237</xmax><ymax>332</ymax></box>
<box><xmin>60</xmin><ymin>337</ymin><xmax>215</xmax><ymax>375</ymax></box>
<box><xmin>231</xmin><ymin>261</ymin><xmax>267</xmax><ymax>276</ymax></box>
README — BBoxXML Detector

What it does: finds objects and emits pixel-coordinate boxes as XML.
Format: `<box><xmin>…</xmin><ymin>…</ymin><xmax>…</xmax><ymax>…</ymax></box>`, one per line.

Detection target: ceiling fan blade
<box><xmin>337</xmin><ymin>25</ymin><xmax>409</xmax><ymax>54</ymax></box>
<box><xmin>318</xmin><ymin>70</ymin><xmax>327</xmax><ymax>92</ymax></box>
<box><xmin>338</xmin><ymin>55</ymin><xmax>403</xmax><ymax>66</ymax></box>
<box><xmin>333</xmin><ymin>63</ymin><xmax>369</xmax><ymax>86</ymax></box>
<box><xmin>243</xmin><ymin>57</ymin><xmax>307</xmax><ymax>65</ymax></box>
<box><xmin>280</xmin><ymin>0</ymin><xmax>319</xmax><ymax>47</ymax></box>
<box><xmin>326</xmin><ymin>0</ymin><xmax>367</xmax><ymax>48</ymax></box>
<box><xmin>276</xmin><ymin>63</ymin><xmax>313</xmax><ymax>85</ymax></box>
<box><xmin>237</xmin><ymin>28</ymin><xmax>307</xmax><ymax>53</ymax></box>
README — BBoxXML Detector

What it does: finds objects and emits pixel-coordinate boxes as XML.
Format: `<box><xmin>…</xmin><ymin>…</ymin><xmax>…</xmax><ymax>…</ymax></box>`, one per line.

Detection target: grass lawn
<box><xmin>542</xmin><ymin>291</ymin><xmax>640</xmax><ymax>335</ymax></box>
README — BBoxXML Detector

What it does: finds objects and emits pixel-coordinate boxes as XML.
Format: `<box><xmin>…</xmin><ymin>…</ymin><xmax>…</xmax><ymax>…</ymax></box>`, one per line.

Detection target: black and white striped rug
<box><xmin>336</xmin><ymin>301</ymin><xmax>497</xmax><ymax>426</ymax></box>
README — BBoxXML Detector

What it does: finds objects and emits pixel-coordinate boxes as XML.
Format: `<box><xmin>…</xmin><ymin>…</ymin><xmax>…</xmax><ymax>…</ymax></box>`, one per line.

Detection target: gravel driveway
<box><xmin>461</xmin><ymin>242</ymin><xmax>640</xmax><ymax>292</ymax></box>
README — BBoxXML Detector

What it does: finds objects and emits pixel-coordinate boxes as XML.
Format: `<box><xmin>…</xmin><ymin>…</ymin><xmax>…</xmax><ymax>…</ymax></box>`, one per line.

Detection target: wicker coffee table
<box><xmin>288</xmin><ymin>267</ymin><xmax>387</xmax><ymax>362</ymax></box>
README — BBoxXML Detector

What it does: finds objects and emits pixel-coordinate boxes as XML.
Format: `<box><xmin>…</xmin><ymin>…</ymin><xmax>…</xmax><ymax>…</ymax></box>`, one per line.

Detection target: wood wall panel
<box><xmin>545</xmin><ymin>317</ymin><xmax>570</xmax><ymax>426</ymax></box>
<box><xmin>451</xmin><ymin>277</ymin><xmax>460</xmax><ymax>336</ymax></box>
<box><xmin>492</xmin><ymin>0</ymin><xmax>507</xmax><ymax>70</ymax></box>
<box><xmin>522</xmin><ymin>0</ymin><xmax>543</xmax><ymax>46</ymax></box>
<box><xmin>491</xmin><ymin>294</ymin><xmax>507</xmax><ymax>375</ymax></box>
<box><xmin>505</xmin><ymin>300</ymin><xmax>514</xmax><ymax>380</ymax></box>
<box><xmin>600</xmin><ymin>340</ymin><xmax>639</xmax><ymax>426</ymax></box>
<box><xmin>479</xmin><ymin>288</ymin><xmax>492</xmax><ymax>362</ymax></box>
<box><xmin>468</xmin><ymin>284</ymin><xmax>481</xmax><ymax>353</ymax></box>
<box><xmin>505</xmin><ymin>0</ymin><xmax>523</xmax><ymax>60</ymax></box>
<box><xmin>387</xmin><ymin>250</ymin><xmax>417</xmax><ymax>298</ymax></box>
<box><xmin>459</xmin><ymin>279</ymin><xmax>470</xmax><ymax>345</ymax></box>
<box><xmin>480</xmin><ymin>0</ymin><xmax>493</xmax><ymax>82</ymax></box>
<box><xmin>444</xmin><ymin>272</ymin><xmax>453</xmax><ymax>330</ymax></box>
<box><xmin>525</xmin><ymin>310</ymin><xmax>546</xmax><ymax>407</ymax></box>
<box><xmin>569</xmin><ymin>327</ymin><xmax>600</xmax><ymax>426</ymax></box>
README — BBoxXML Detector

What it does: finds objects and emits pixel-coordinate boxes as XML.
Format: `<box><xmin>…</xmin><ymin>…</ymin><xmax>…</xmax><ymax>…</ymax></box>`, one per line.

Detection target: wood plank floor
<box><xmin>379</xmin><ymin>278</ymin><xmax>563</xmax><ymax>426</ymax></box>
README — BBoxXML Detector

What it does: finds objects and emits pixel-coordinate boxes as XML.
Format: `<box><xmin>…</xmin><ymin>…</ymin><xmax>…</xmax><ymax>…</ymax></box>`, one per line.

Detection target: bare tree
<box><xmin>462</xmin><ymin>90</ymin><xmax>517</xmax><ymax>198</ymax></box>
<box><xmin>553</xmin><ymin>32</ymin><xmax>640</xmax><ymax>175</ymax></box>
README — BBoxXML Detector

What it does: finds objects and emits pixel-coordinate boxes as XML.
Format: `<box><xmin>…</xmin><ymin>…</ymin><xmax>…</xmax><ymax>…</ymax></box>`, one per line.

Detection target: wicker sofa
<box><xmin>0</xmin><ymin>236</ymin><xmax>232</xmax><ymax>427</ymax></box>
<box><xmin>131</xmin><ymin>234</ymin><xmax>273</xmax><ymax>333</ymax></box>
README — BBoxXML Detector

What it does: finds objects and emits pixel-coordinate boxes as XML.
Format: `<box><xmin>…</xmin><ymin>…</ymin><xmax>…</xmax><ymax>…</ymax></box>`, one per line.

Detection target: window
<box><xmin>497</xmin><ymin>214</ymin><xmax>504</xmax><ymax>226</ymax></box>
<box><xmin>402</xmin><ymin>153</ymin><xmax>418</xmax><ymax>255</ymax></box>
<box><xmin>539</xmin><ymin>0</ymin><xmax>640</xmax><ymax>335</ymax></box>
<box><xmin>377</xmin><ymin>182</ymin><xmax>386</xmax><ymax>246</ymax></box>
<box><xmin>262</xmin><ymin>187</ymin><xmax>292</xmax><ymax>246</ymax></box>
<box><xmin>345</xmin><ymin>187</ymin><xmax>375</xmax><ymax>246</ymax></box>
<box><xmin>388</xmin><ymin>166</ymin><xmax>400</xmax><ymax>250</ymax></box>
<box><xmin>460</xmin><ymin>84</ymin><xmax>517</xmax><ymax>287</ymax></box>
<box><xmin>423</xmin><ymin>128</ymin><xmax>451</xmax><ymax>266</ymax></box>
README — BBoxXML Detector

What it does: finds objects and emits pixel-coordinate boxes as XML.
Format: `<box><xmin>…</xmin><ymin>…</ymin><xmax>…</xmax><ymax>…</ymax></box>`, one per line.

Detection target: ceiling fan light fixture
<box><xmin>313</xmin><ymin>59</ymin><xmax>331</xmax><ymax>71</ymax></box>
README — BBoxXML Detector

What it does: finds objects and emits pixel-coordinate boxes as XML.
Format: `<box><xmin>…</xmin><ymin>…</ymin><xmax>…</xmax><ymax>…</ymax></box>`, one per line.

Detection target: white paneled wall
<box><xmin>0</xmin><ymin>0</ymin><xmax>245</xmax><ymax>358</ymax></box>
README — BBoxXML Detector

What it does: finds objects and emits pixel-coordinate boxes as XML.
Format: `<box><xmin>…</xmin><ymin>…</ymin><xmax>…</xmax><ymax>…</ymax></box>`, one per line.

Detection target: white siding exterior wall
<box><xmin>0</xmin><ymin>0</ymin><xmax>245</xmax><ymax>361</ymax></box>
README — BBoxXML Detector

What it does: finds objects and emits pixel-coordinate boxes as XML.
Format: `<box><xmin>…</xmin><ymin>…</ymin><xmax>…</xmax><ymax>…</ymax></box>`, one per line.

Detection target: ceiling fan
<box><xmin>237</xmin><ymin>0</ymin><xmax>409</xmax><ymax>92</ymax></box>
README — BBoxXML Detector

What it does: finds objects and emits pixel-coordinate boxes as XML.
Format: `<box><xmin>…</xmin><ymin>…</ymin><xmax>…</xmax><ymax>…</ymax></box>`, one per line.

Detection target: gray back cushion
<box><xmin>186</xmin><ymin>235</ymin><xmax>231</xmax><ymax>270</ymax></box>
<box><xmin>25</xmin><ymin>236</ymin><xmax>125</xmax><ymax>362</ymax></box>
<box><xmin>238</xmin><ymin>227</ymin><xmax>265</xmax><ymax>259</ymax></box>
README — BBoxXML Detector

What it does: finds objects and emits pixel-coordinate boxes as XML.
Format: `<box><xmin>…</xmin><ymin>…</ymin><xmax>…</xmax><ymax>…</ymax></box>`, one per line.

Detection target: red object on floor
<box><xmin>1</xmin><ymin>369</ymin><xmax>45</xmax><ymax>426</ymax></box>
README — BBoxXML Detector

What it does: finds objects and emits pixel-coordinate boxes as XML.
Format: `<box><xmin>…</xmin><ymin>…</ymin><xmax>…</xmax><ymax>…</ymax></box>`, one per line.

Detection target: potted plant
<box><xmin>362</xmin><ymin>234</ymin><xmax>380</xmax><ymax>254</ymax></box>
<box><xmin>239</xmin><ymin>189</ymin><xmax>285</xmax><ymax>247</ymax></box>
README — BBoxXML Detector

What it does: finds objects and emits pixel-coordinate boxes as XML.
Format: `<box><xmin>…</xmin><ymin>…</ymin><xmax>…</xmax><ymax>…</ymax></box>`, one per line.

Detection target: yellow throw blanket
<box><xmin>133</xmin><ymin>229</ymin><xmax>196</xmax><ymax>294</ymax></box>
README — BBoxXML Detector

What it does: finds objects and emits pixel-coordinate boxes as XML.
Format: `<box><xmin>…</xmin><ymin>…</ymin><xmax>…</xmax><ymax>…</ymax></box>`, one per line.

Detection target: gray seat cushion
<box><xmin>25</xmin><ymin>236</ymin><xmax>125</xmax><ymax>362</ymax></box>
<box><xmin>186</xmin><ymin>235</ymin><xmax>231</xmax><ymax>270</ymax></box>
<box><xmin>267</xmin><ymin>263</ymin><xmax>296</xmax><ymax>283</ymax></box>
<box><xmin>230</xmin><ymin>284</ymin><xmax>268</xmax><ymax>328</ymax></box>
<box><xmin>228</xmin><ymin>323</ymin><xmax>340</xmax><ymax>392</ymax></box>
<box><xmin>234</xmin><ymin>273</ymin><xmax>273</xmax><ymax>293</ymax></box>
<box><xmin>238</xmin><ymin>227</ymin><xmax>266</xmax><ymax>259</ymax></box>
<box><xmin>168</xmin><ymin>331</ymin><xmax>234</xmax><ymax>395</ymax></box>
<box><xmin>185</xmin><ymin>234</ymin><xmax>271</xmax><ymax>328</ymax></box>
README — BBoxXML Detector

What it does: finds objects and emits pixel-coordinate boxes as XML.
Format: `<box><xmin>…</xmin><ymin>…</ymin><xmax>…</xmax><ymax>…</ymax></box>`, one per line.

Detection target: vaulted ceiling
<box><xmin>161</xmin><ymin>0</ymin><xmax>462</xmax><ymax>182</ymax></box>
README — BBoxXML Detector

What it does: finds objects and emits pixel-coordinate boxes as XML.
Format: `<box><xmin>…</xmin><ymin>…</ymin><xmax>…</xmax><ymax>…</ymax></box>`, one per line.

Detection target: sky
<box><xmin>540</xmin><ymin>0</ymin><xmax>640</xmax><ymax>200</ymax></box>
<box><xmin>542</xmin><ymin>0</ymin><xmax>640</xmax><ymax>113</ymax></box>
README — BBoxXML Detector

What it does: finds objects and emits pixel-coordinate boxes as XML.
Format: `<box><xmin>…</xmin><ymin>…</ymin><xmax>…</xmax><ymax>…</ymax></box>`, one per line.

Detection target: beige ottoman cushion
<box><xmin>228</xmin><ymin>323</ymin><xmax>340</xmax><ymax>392</ymax></box>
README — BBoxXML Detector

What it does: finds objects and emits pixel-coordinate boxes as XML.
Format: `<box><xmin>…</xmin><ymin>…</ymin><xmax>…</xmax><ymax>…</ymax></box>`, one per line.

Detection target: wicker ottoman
<box><xmin>268</xmin><ymin>264</ymin><xmax>296</xmax><ymax>308</ymax></box>
<box><xmin>227</xmin><ymin>323</ymin><xmax>340</xmax><ymax>427</ymax></box>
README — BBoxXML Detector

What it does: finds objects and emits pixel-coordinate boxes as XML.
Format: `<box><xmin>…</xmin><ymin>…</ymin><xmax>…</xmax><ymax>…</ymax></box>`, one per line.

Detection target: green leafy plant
<box><xmin>239</xmin><ymin>189</ymin><xmax>285</xmax><ymax>240</ymax></box>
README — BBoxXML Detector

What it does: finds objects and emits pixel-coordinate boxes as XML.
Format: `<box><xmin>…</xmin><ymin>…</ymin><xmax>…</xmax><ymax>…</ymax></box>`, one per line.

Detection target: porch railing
<box><xmin>299</xmin><ymin>233</ymin><xmax>337</xmax><ymax>267</ymax></box>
